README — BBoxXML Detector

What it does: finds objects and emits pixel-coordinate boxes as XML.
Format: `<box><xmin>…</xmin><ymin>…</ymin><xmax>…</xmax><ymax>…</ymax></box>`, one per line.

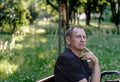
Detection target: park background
<box><xmin>0</xmin><ymin>0</ymin><xmax>120</xmax><ymax>82</ymax></box>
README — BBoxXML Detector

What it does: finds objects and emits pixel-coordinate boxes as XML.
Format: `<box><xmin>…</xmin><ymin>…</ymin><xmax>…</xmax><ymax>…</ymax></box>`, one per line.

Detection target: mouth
<box><xmin>79</xmin><ymin>44</ymin><xmax>86</xmax><ymax>48</ymax></box>
<box><xmin>79</xmin><ymin>44</ymin><xmax>85</xmax><ymax>46</ymax></box>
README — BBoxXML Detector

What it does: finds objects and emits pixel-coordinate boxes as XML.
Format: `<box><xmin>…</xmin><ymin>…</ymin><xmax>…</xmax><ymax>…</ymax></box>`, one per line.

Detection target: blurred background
<box><xmin>0</xmin><ymin>0</ymin><xmax>120</xmax><ymax>82</ymax></box>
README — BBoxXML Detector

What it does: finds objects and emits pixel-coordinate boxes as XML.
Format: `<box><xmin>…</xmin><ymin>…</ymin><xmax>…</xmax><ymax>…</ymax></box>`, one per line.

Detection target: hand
<box><xmin>81</xmin><ymin>47</ymin><xmax>99</xmax><ymax>65</ymax></box>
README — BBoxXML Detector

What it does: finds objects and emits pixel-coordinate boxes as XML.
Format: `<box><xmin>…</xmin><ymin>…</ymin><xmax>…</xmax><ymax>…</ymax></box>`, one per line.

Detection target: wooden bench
<box><xmin>37</xmin><ymin>75</ymin><xmax>54</xmax><ymax>82</ymax></box>
<box><xmin>38</xmin><ymin>70</ymin><xmax>120</xmax><ymax>82</ymax></box>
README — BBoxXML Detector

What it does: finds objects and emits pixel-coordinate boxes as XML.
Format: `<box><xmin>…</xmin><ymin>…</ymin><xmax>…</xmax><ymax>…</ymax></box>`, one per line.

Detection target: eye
<box><xmin>76</xmin><ymin>35</ymin><xmax>82</xmax><ymax>38</ymax></box>
<box><xmin>83</xmin><ymin>36</ymin><xmax>86</xmax><ymax>39</ymax></box>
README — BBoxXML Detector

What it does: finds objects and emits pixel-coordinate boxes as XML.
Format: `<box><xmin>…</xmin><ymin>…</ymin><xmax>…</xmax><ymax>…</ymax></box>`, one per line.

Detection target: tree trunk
<box><xmin>61</xmin><ymin>0</ymin><xmax>69</xmax><ymax>49</ymax></box>
<box><xmin>58</xmin><ymin>1</ymin><xmax>62</xmax><ymax>54</ymax></box>
<box><xmin>98</xmin><ymin>5</ymin><xmax>104</xmax><ymax>29</ymax></box>
<box><xmin>85</xmin><ymin>10</ymin><xmax>91</xmax><ymax>25</ymax></box>
<box><xmin>85</xmin><ymin>1</ymin><xmax>91</xmax><ymax>25</ymax></box>
<box><xmin>110</xmin><ymin>1</ymin><xmax>120</xmax><ymax>33</ymax></box>
<box><xmin>58</xmin><ymin>0</ymin><xmax>69</xmax><ymax>54</ymax></box>
<box><xmin>61</xmin><ymin>0</ymin><xmax>69</xmax><ymax>30</ymax></box>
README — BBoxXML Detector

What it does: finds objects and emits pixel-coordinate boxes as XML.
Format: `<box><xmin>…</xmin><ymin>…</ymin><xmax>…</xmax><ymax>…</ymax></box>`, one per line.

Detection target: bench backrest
<box><xmin>37</xmin><ymin>75</ymin><xmax>54</xmax><ymax>82</ymax></box>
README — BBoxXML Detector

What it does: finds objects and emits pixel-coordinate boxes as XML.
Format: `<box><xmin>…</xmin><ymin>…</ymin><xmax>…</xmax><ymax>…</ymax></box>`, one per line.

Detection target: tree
<box><xmin>97</xmin><ymin>0</ymin><xmax>108</xmax><ymax>28</ymax></box>
<box><xmin>109</xmin><ymin>0</ymin><xmax>120</xmax><ymax>33</ymax></box>
<box><xmin>46</xmin><ymin>0</ymin><xmax>69</xmax><ymax>53</ymax></box>
<box><xmin>0</xmin><ymin>0</ymin><xmax>31</xmax><ymax>33</ymax></box>
<box><xmin>84</xmin><ymin>0</ymin><xmax>92</xmax><ymax>25</ymax></box>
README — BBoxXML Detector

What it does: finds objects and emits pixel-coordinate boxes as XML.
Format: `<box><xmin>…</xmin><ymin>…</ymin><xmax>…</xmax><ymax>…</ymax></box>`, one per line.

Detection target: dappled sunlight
<box><xmin>34</xmin><ymin>19</ymin><xmax>58</xmax><ymax>29</ymax></box>
<box><xmin>15</xmin><ymin>44</ymin><xmax>23</xmax><ymax>50</ymax></box>
<box><xmin>38</xmin><ymin>48</ymin><xmax>57</xmax><ymax>59</ymax></box>
<box><xmin>79</xmin><ymin>21</ymin><xmax>98</xmax><ymax>28</ymax></box>
<box><xmin>15</xmin><ymin>38</ymin><xmax>47</xmax><ymax>50</ymax></box>
<box><xmin>19</xmin><ymin>25</ymin><xmax>30</xmax><ymax>34</ymax></box>
<box><xmin>38</xmin><ymin>53</ymin><xmax>44</xmax><ymax>59</ymax></box>
<box><xmin>30</xmin><ymin>25</ymin><xmax>47</xmax><ymax>34</ymax></box>
<box><xmin>38</xmin><ymin>21</ymin><xmax>51</xmax><ymax>26</ymax></box>
<box><xmin>16</xmin><ymin>25</ymin><xmax>47</xmax><ymax>35</ymax></box>
<box><xmin>0</xmin><ymin>59</ymin><xmax>18</xmax><ymax>80</ymax></box>
<box><xmin>11</xmin><ymin>33</ymin><xmax>48</xmax><ymax>50</ymax></box>
<box><xmin>79</xmin><ymin>20</ymin><xmax>115</xmax><ymax>29</ymax></box>
<box><xmin>101</xmin><ymin>25</ymin><xmax>114</xmax><ymax>29</ymax></box>
<box><xmin>9</xmin><ymin>35</ymin><xmax>26</xmax><ymax>50</ymax></box>
<box><xmin>40</xmin><ymin>38</ymin><xmax>47</xmax><ymax>43</ymax></box>
<box><xmin>35</xmin><ymin>19</ymin><xmax>51</xmax><ymax>26</ymax></box>
<box><xmin>51</xmin><ymin>49</ymin><xmax>57</xmax><ymax>53</ymax></box>
<box><xmin>79</xmin><ymin>21</ymin><xmax>86</xmax><ymax>26</ymax></box>
<box><xmin>21</xmin><ymin>36</ymin><xmax>48</xmax><ymax>48</ymax></box>
<box><xmin>90</xmin><ymin>22</ymin><xmax>98</xmax><ymax>27</ymax></box>
<box><xmin>1</xmin><ymin>21</ymin><xmax>120</xmax><ymax>81</ymax></box>
<box><xmin>15</xmin><ymin>35</ymin><xmax>26</xmax><ymax>42</ymax></box>
<box><xmin>35</xmin><ymin>29</ymin><xmax>46</xmax><ymax>34</ymax></box>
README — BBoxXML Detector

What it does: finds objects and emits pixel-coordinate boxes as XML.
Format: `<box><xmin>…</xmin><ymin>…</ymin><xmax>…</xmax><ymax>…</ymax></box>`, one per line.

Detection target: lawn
<box><xmin>0</xmin><ymin>20</ymin><xmax>120</xmax><ymax>82</ymax></box>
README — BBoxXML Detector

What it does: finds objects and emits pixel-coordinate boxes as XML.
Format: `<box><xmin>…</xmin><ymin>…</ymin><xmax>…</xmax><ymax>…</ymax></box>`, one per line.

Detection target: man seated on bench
<box><xmin>54</xmin><ymin>25</ymin><xmax>101</xmax><ymax>82</ymax></box>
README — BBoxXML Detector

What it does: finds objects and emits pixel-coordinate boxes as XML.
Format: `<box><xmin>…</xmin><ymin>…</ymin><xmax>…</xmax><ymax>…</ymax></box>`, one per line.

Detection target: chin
<box><xmin>77</xmin><ymin>48</ymin><xmax>83</xmax><ymax>51</ymax></box>
<box><xmin>79</xmin><ymin>47</ymin><xmax>85</xmax><ymax>51</ymax></box>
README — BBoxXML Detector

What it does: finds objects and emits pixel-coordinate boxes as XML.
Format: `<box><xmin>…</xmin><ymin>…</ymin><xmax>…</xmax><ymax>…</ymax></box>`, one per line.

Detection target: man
<box><xmin>54</xmin><ymin>25</ymin><xmax>100</xmax><ymax>82</ymax></box>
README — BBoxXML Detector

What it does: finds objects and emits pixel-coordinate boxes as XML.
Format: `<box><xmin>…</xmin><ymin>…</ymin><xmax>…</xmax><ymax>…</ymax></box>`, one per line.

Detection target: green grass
<box><xmin>0</xmin><ymin>34</ymin><xmax>58</xmax><ymax>82</ymax></box>
<box><xmin>0</xmin><ymin>20</ymin><xmax>120</xmax><ymax>82</ymax></box>
<box><xmin>86</xmin><ymin>29</ymin><xmax>120</xmax><ymax>71</ymax></box>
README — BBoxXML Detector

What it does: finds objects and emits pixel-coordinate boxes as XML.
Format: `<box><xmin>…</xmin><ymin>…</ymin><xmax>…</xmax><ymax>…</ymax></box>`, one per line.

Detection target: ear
<box><xmin>66</xmin><ymin>36</ymin><xmax>71</xmax><ymax>45</ymax></box>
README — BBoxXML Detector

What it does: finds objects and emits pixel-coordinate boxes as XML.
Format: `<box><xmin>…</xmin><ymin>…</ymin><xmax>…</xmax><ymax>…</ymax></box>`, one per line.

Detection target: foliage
<box><xmin>0</xmin><ymin>0</ymin><xmax>119</xmax><ymax>34</ymax></box>
<box><xmin>103</xmin><ymin>6</ymin><xmax>112</xmax><ymax>21</ymax></box>
<box><xmin>0</xmin><ymin>0</ymin><xmax>31</xmax><ymax>33</ymax></box>
<box><xmin>0</xmin><ymin>21</ymin><xmax>58</xmax><ymax>82</ymax></box>
<box><xmin>29</xmin><ymin>0</ymin><xmax>42</xmax><ymax>22</ymax></box>
<box><xmin>0</xmin><ymin>21</ymin><xmax>120</xmax><ymax>82</ymax></box>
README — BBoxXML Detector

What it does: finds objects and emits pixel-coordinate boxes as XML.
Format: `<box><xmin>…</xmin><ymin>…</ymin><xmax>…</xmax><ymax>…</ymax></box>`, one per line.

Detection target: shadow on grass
<box><xmin>0</xmin><ymin>22</ymin><xmax>58</xmax><ymax>81</ymax></box>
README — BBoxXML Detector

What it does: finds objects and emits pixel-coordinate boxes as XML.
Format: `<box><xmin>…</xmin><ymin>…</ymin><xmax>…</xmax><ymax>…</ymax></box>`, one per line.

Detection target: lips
<box><xmin>79</xmin><ymin>44</ymin><xmax>85</xmax><ymax>46</ymax></box>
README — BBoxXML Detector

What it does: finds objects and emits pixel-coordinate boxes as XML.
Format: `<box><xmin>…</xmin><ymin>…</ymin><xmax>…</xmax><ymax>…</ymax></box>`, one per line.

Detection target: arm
<box><xmin>78</xmin><ymin>62</ymin><xmax>100</xmax><ymax>82</ymax></box>
<box><xmin>89</xmin><ymin>59</ymin><xmax>100</xmax><ymax>82</ymax></box>
<box><xmin>81</xmin><ymin>47</ymin><xmax>101</xmax><ymax>82</ymax></box>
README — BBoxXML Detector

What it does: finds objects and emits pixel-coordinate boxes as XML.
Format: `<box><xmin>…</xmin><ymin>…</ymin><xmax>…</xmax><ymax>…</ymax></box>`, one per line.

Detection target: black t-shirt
<box><xmin>54</xmin><ymin>48</ymin><xmax>93</xmax><ymax>82</ymax></box>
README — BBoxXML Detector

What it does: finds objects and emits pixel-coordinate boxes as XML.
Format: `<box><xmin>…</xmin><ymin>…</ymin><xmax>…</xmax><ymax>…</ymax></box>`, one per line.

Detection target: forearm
<box><xmin>90</xmin><ymin>63</ymin><xmax>101</xmax><ymax>82</ymax></box>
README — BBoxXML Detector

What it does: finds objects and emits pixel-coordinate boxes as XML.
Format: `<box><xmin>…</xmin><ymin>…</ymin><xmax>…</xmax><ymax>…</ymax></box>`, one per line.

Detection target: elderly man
<box><xmin>54</xmin><ymin>25</ymin><xmax>100</xmax><ymax>82</ymax></box>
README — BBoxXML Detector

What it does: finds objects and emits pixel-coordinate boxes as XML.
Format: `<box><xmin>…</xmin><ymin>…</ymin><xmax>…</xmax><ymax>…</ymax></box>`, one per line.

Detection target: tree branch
<box><xmin>46</xmin><ymin>0</ymin><xmax>58</xmax><ymax>11</ymax></box>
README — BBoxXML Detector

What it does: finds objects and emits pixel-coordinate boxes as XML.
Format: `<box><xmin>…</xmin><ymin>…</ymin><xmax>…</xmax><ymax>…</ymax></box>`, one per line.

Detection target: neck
<box><xmin>68</xmin><ymin>47</ymin><xmax>82</xmax><ymax>57</ymax></box>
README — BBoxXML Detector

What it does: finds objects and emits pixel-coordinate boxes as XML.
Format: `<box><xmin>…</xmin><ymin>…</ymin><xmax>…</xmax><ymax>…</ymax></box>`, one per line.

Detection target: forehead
<box><xmin>72</xmin><ymin>28</ymin><xmax>86</xmax><ymax>35</ymax></box>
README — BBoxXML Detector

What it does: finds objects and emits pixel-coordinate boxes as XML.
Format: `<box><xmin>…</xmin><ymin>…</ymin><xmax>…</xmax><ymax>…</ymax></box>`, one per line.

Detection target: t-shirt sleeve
<box><xmin>57</xmin><ymin>56</ymin><xmax>87</xmax><ymax>82</ymax></box>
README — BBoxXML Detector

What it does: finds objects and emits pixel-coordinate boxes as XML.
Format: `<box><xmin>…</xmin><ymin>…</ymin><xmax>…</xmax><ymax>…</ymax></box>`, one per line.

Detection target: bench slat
<box><xmin>37</xmin><ymin>75</ymin><xmax>54</xmax><ymax>82</ymax></box>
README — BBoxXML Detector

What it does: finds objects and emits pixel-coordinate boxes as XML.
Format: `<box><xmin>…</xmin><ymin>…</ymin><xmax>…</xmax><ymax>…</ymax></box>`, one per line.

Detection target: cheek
<box><xmin>72</xmin><ymin>40</ymin><xmax>78</xmax><ymax>46</ymax></box>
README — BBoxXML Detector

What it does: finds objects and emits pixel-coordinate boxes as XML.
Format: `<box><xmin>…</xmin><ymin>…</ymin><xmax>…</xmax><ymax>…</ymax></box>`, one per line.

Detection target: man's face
<box><xmin>67</xmin><ymin>28</ymin><xmax>86</xmax><ymax>51</ymax></box>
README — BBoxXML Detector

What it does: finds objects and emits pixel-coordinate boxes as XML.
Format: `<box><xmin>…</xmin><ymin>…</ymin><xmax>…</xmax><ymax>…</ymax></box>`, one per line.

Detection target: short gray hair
<box><xmin>65</xmin><ymin>25</ymin><xmax>83</xmax><ymax>37</ymax></box>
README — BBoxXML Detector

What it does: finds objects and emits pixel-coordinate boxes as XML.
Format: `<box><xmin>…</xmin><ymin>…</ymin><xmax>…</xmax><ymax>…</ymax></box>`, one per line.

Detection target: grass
<box><xmin>0</xmin><ymin>20</ymin><xmax>120</xmax><ymax>82</ymax></box>
<box><xmin>87</xmin><ymin>29</ymin><xmax>120</xmax><ymax>71</ymax></box>
<box><xmin>0</xmin><ymin>26</ymin><xmax>58</xmax><ymax>81</ymax></box>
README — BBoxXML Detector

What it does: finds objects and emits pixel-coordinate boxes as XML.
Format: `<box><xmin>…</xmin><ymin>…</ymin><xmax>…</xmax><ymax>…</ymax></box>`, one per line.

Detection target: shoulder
<box><xmin>56</xmin><ymin>48</ymin><xmax>80</xmax><ymax>66</ymax></box>
<box><xmin>59</xmin><ymin>48</ymin><xmax>77</xmax><ymax>60</ymax></box>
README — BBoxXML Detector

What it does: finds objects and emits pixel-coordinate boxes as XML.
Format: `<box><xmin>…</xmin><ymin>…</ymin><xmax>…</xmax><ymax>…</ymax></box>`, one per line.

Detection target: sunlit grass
<box><xmin>35</xmin><ymin>29</ymin><xmax>46</xmax><ymax>34</ymax></box>
<box><xmin>0</xmin><ymin>20</ymin><xmax>120</xmax><ymax>82</ymax></box>
<box><xmin>0</xmin><ymin>59</ymin><xmax>18</xmax><ymax>80</ymax></box>
<box><xmin>0</xmin><ymin>31</ymin><xmax>58</xmax><ymax>82</ymax></box>
<box><xmin>79</xmin><ymin>19</ymin><xmax>115</xmax><ymax>29</ymax></box>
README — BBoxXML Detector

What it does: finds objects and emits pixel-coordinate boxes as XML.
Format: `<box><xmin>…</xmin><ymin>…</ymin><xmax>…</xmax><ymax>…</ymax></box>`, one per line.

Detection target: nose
<box><xmin>81</xmin><ymin>37</ymin><xmax>85</xmax><ymax>42</ymax></box>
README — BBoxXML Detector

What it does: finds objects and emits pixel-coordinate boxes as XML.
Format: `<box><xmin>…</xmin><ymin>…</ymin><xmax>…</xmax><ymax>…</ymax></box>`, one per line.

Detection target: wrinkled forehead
<box><xmin>73</xmin><ymin>27</ymin><xmax>85</xmax><ymax>33</ymax></box>
<box><xmin>65</xmin><ymin>26</ymin><xmax>85</xmax><ymax>37</ymax></box>
<box><xmin>72</xmin><ymin>28</ymin><xmax>86</xmax><ymax>35</ymax></box>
